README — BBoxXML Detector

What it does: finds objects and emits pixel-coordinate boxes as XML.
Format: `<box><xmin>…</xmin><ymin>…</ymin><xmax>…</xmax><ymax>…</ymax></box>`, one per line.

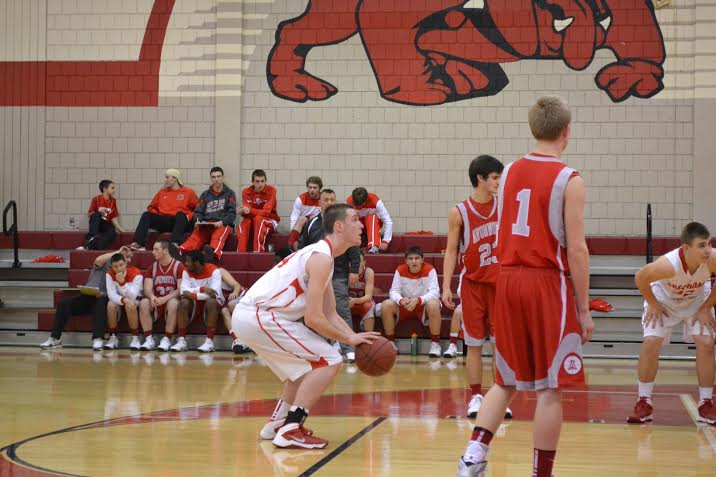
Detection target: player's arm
<box><xmin>388</xmin><ymin>271</ymin><xmax>404</xmax><ymax>305</ymax></box>
<box><xmin>354</xmin><ymin>268</ymin><xmax>375</xmax><ymax>305</ymax></box>
<box><xmin>421</xmin><ymin>268</ymin><xmax>441</xmax><ymax>305</ymax></box>
<box><xmin>692</xmin><ymin>252</ymin><xmax>716</xmax><ymax>333</ymax></box>
<box><xmin>635</xmin><ymin>257</ymin><xmax>675</xmax><ymax>304</ymax></box>
<box><xmin>289</xmin><ymin>197</ymin><xmax>302</xmax><ymax>230</ymax></box>
<box><xmin>202</xmin><ymin>268</ymin><xmax>222</xmax><ymax>299</ymax></box>
<box><xmin>125</xmin><ymin>274</ymin><xmax>143</xmax><ymax>303</ymax></box>
<box><xmin>442</xmin><ymin>206</ymin><xmax>461</xmax><ymax>309</ymax></box>
<box><xmin>564</xmin><ymin>175</ymin><xmax>593</xmax><ymax>343</ymax></box>
<box><xmin>106</xmin><ymin>274</ymin><xmax>123</xmax><ymax>306</ymax></box>
<box><xmin>701</xmin><ymin>251</ymin><xmax>716</xmax><ymax>310</ymax></box>
<box><xmin>180</xmin><ymin>271</ymin><xmax>206</xmax><ymax>300</ymax></box>
<box><xmin>110</xmin><ymin>217</ymin><xmax>126</xmax><ymax>233</ymax></box>
<box><xmin>376</xmin><ymin>200</ymin><xmax>393</xmax><ymax>247</ymax></box>
<box><xmin>87</xmin><ymin>196</ymin><xmax>97</xmax><ymax>217</ymax></box>
<box><xmin>220</xmin><ymin>268</ymin><xmax>242</xmax><ymax>298</ymax></box>
<box><xmin>144</xmin><ymin>277</ymin><xmax>155</xmax><ymax>301</ymax></box>
<box><xmin>94</xmin><ymin>247</ymin><xmax>128</xmax><ymax>267</ymax></box>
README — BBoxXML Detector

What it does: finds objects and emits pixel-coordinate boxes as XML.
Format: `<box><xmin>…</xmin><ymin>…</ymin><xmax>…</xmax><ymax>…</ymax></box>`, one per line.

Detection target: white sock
<box><xmin>638</xmin><ymin>381</ymin><xmax>654</xmax><ymax>400</ymax></box>
<box><xmin>270</xmin><ymin>400</ymin><xmax>290</xmax><ymax>420</ymax></box>
<box><xmin>699</xmin><ymin>387</ymin><xmax>713</xmax><ymax>403</ymax></box>
<box><xmin>463</xmin><ymin>441</ymin><xmax>489</xmax><ymax>464</ymax></box>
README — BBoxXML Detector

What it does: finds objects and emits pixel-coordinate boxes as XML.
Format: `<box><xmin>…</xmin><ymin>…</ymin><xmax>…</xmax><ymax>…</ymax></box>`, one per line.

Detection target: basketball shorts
<box><xmin>186</xmin><ymin>297</ymin><xmax>222</xmax><ymax>326</ymax></box>
<box><xmin>642</xmin><ymin>296</ymin><xmax>713</xmax><ymax>342</ymax></box>
<box><xmin>351</xmin><ymin>300</ymin><xmax>375</xmax><ymax>328</ymax></box>
<box><xmin>221</xmin><ymin>289</ymin><xmax>246</xmax><ymax>311</ymax></box>
<box><xmin>460</xmin><ymin>279</ymin><xmax>495</xmax><ymax>347</ymax></box>
<box><xmin>231</xmin><ymin>303</ymin><xmax>342</xmax><ymax>382</ymax></box>
<box><xmin>493</xmin><ymin>267</ymin><xmax>585</xmax><ymax>391</ymax></box>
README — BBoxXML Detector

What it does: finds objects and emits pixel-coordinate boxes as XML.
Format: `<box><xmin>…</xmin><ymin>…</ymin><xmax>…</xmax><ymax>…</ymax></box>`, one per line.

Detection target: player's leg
<box><xmin>209</xmin><ymin>225</ymin><xmax>232</xmax><ymax>260</ymax></box>
<box><xmin>532</xmin><ymin>388</ymin><xmax>562</xmax><ymax>477</ymax></box>
<box><xmin>628</xmin><ymin>313</ymin><xmax>667</xmax><ymax>423</ymax></box>
<box><xmin>158</xmin><ymin>298</ymin><xmax>179</xmax><ymax>351</ymax></box>
<box><xmin>356</xmin><ymin>301</ymin><xmax>375</xmax><ymax>332</ymax></box>
<box><xmin>380</xmin><ymin>299</ymin><xmax>398</xmax><ymax>347</ymax></box>
<box><xmin>198</xmin><ymin>298</ymin><xmax>218</xmax><ymax>353</ymax></box>
<box><xmin>364</xmin><ymin>214</ymin><xmax>381</xmax><ymax>252</ymax></box>
<box><xmin>124</xmin><ymin>300</ymin><xmax>141</xmax><ymax>350</ymax></box>
<box><xmin>178</xmin><ymin>226</ymin><xmax>205</xmax><ymax>255</ymax></box>
<box><xmin>104</xmin><ymin>301</ymin><xmax>121</xmax><ymax>350</ymax></box>
<box><xmin>461</xmin><ymin>282</ymin><xmax>489</xmax><ymax>417</ymax></box>
<box><xmin>237</xmin><ymin>217</ymin><xmax>252</xmax><ymax>252</ymax></box>
<box><xmin>138</xmin><ymin>298</ymin><xmax>156</xmax><ymax>350</ymax></box>
<box><xmin>171</xmin><ymin>298</ymin><xmax>193</xmax><ymax>352</ymax></box>
<box><xmin>443</xmin><ymin>305</ymin><xmax>461</xmax><ymax>358</ymax></box>
<box><xmin>426</xmin><ymin>299</ymin><xmax>443</xmax><ymax>358</ymax></box>
<box><xmin>253</xmin><ymin>217</ymin><xmax>276</xmax><ymax>252</ymax></box>
<box><xmin>693</xmin><ymin>333</ymin><xmax>716</xmax><ymax>423</ymax></box>
<box><xmin>170</xmin><ymin>212</ymin><xmax>190</xmax><ymax>248</ymax></box>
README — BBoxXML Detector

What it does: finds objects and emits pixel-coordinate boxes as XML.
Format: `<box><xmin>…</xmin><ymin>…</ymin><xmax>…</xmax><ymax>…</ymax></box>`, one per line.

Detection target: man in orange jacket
<box><xmin>237</xmin><ymin>169</ymin><xmax>280</xmax><ymax>252</ymax></box>
<box><xmin>130</xmin><ymin>169</ymin><xmax>199</xmax><ymax>251</ymax></box>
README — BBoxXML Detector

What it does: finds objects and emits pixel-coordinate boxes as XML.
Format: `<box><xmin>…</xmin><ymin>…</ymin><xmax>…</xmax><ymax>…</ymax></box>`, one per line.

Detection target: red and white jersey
<box><xmin>349</xmin><ymin>268</ymin><xmax>368</xmax><ymax>298</ymax></box>
<box><xmin>346</xmin><ymin>192</ymin><xmax>393</xmax><ymax>242</ymax></box>
<box><xmin>652</xmin><ymin>248</ymin><xmax>712</xmax><ymax>305</ymax></box>
<box><xmin>457</xmin><ymin>196</ymin><xmax>499</xmax><ymax>284</ymax></box>
<box><xmin>289</xmin><ymin>192</ymin><xmax>321</xmax><ymax>229</ymax></box>
<box><xmin>240</xmin><ymin>240</ymin><xmax>333</xmax><ymax>321</ymax></box>
<box><xmin>389</xmin><ymin>263</ymin><xmax>440</xmax><ymax>304</ymax></box>
<box><xmin>146</xmin><ymin>259</ymin><xmax>184</xmax><ymax>298</ymax></box>
<box><xmin>180</xmin><ymin>264</ymin><xmax>224</xmax><ymax>305</ymax></box>
<box><xmin>106</xmin><ymin>266</ymin><xmax>143</xmax><ymax>305</ymax></box>
<box><xmin>497</xmin><ymin>153</ymin><xmax>578</xmax><ymax>272</ymax></box>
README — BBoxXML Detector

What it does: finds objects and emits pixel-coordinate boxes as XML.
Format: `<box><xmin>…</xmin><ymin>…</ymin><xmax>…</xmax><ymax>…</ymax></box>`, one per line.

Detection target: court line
<box><xmin>679</xmin><ymin>394</ymin><xmax>716</xmax><ymax>455</ymax></box>
<box><xmin>298</xmin><ymin>417</ymin><xmax>387</xmax><ymax>477</ymax></box>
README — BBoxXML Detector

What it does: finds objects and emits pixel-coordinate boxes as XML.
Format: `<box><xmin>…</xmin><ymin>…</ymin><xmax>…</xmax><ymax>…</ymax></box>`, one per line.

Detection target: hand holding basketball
<box><xmin>355</xmin><ymin>336</ymin><xmax>397</xmax><ymax>377</ymax></box>
<box><xmin>347</xmin><ymin>332</ymin><xmax>381</xmax><ymax>348</ymax></box>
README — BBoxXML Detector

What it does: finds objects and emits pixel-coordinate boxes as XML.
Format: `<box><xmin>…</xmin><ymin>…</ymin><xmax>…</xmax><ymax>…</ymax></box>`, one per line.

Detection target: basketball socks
<box><xmin>470</xmin><ymin>384</ymin><xmax>482</xmax><ymax>396</ymax></box>
<box><xmin>164</xmin><ymin>332</ymin><xmax>172</xmax><ymax>339</ymax></box>
<box><xmin>638</xmin><ymin>381</ymin><xmax>654</xmax><ymax>401</ymax></box>
<box><xmin>386</xmin><ymin>335</ymin><xmax>395</xmax><ymax>342</ymax></box>
<box><xmin>178</xmin><ymin>327</ymin><xmax>186</xmax><ymax>338</ymax></box>
<box><xmin>270</xmin><ymin>400</ymin><xmax>290</xmax><ymax>421</ymax></box>
<box><xmin>130</xmin><ymin>328</ymin><xmax>138</xmax><ymax>337</ymax></box>
<box><xmin>207</xmin><ymin>327</ymin><xmax>215</xmax><ymax>340</ymax></box>
<box><xmin>230</xmin><ymin>330</ymin><xmax>237</xmax><ymax>340</ymax></box>
<box><xmin>143</xmin><ymin>330</ymin><xmax>152</xmax><ymax>338</ymax></box>
<box><xmin>285</xmin><ymin>406</ymin><xmax>309</xmax><ymax>426</ymax></box>
<box><xmin>108</xmin><ymin>327</ymin><xmax>117</xmax><ymax>335</ymax></box>
<box><xmin>533</xmin><ymin>448</ymin><xmax>556</xmax><ymax>477</ymax></box>
<box><xmin>699</xmin><ymin>387</ymin><xmax>713</xmax><ymax>403</ymax></box>
<box><xmin>431</xmin><ymin>334</ymin><xmax>440</xmax><ymax>343</ymax></box>
<box><xmin>463</xmin><ymin>426</ymin><xmax>493</xmax><ymax>464</ymax></box>
<box><xmin>450</xmin><ymin>333</ymin><xmax>458</xmax><ymax>344</ymax></box>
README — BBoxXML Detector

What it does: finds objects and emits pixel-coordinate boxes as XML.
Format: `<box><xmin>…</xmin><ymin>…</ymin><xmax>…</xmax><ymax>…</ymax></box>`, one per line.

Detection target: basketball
<box><xmin>355</xmin><ymin>337</ymin><xmax>397</xmax><ymax>377</ymax></box>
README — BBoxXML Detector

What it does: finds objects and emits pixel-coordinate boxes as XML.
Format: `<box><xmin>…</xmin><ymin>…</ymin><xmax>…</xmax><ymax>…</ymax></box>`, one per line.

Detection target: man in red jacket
<box><xmin>130</xmin><ymin>169</ymin><xmax>199</xmax><ymax>251</ymax></box>
<box><xmin>237</xmin><ymin>169</ymin><xmax>280</xmax><ymax>252</ymax></box>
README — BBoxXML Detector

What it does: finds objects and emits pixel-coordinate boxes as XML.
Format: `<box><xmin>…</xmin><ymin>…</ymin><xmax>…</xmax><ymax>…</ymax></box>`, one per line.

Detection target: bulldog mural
<box><xmin>267</xmin><ymin>0</ymin><xmax>666</xmax><ymax>105</ymax></box>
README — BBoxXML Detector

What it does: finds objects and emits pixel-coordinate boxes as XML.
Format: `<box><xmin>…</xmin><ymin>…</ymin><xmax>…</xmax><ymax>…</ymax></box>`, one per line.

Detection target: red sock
<box><xmin>470</xmin><ymin>427</ymin><xmax>494</xmax><ymax>445</ymax></box>
<box><xmin>386</xmin><ymin>335</ymin><xmax>395</xmax><ymax>342</ymax></box>
<box><xmin>288</xmin><ymin>230</ymin><xmax>299</xmax><ymax>246</ymax></box>
<box><xmin>470</xmin><ymin>384</ymin><xmax>482</xmax><ymax>396</ymax></box>
<box><xmin>144</xmin><ymin>330</ymin><xmax>152</xmax><ymax>338</ymax></box>
<box><xmin>431</xmin><ymin>334</ymin><xmax>440</xmax><ymax>343</ymax></box>
<box><xmin>450</xmin><ymin>334</ymin><xmax>458</xmax><ymax>344</ymax></box>
<box><xmin>230</xmin><ymin>330</ymin><xmax>237</xmax><ymax>340</ymax></box>
<box><xmin>130</xmin><ymin>328</ymin><xmax>139</xmax><ymax>337</ymax></box>
<box><xmin>108</xmin><ymin>327</ymin><xmax>117</xmax><ymax>334</ymax></box>
<box><xmin>178</xmin><ymin>328</ymin><xmax>186</xmax><ymax>337</ymax></box>
<box><xmin>533</xmin><ymin>449</ymin><xmax>556</xmax><ymax>477</ymax></box>
<box><xmin>164</xmin><ymin>332</ymin><xmax>172</xmax><ymax>338</ymax></box>
<box><xmin>207</xmin><ymin>327</ymin><xmax>215</xmax><ymax>339</ymax></box>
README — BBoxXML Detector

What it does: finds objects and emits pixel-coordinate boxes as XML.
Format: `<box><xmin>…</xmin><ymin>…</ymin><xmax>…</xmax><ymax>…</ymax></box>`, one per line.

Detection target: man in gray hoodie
<box><xmin>178</xmin><ymin>167</ymin><xmax>237</xmax><ymax>262</ymax></box>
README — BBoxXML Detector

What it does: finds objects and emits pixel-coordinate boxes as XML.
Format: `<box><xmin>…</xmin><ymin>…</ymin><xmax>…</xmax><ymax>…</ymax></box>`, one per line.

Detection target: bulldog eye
<box><xmin>599</xmin><ymin>16</ymin><xmax>612</xmax><ymax>30</ymax></box>
<box><xmin>462</xmin><ymin>0</ymin><xmax>485</xmax><ymax>9</ymax></box>
<box><xmin>553</xmin><ymin>17</ymin><xmax>574</xmax><ymax>32</ymax></box>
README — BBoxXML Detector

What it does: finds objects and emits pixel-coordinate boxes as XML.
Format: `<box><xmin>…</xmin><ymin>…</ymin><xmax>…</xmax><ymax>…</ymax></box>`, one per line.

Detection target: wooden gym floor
<box><xmin>0</xmin><ymin>348</ymin><xmax>714</xmax><ymax>476</ymax></box>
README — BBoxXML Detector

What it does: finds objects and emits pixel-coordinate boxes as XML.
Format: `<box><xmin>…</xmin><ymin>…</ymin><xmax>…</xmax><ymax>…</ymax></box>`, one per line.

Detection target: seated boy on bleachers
<box><xmin>218</xmin><ymin>268</ymin><xmax>250</xmax><ymax>354</ymax></box>
<box><xmin>104</xmin><ymin>253</ymin><xmax>144</xmax><ymax>350</ymax></box>
<box><xmin>349</xmin><ymin>251</ymin><xmax>376</xmax><ymax>331</ymax></box>
<box><xmin>78</xmin><ymin>180</ymin><xmax>126</xmax><ymax>250</ymax></box>
<box><xmin>378</xmin><ymin>246</ymin><xmax>442</xmax><ymax>356</ymax></box>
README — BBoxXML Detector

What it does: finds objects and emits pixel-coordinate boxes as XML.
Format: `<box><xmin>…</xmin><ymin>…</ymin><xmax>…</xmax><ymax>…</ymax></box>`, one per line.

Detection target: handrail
<box><xmin>2</xmin><ymin>200</ymin><xmax>20</xmax><ymax>268</ymax></box>
<box><xmin>646</xmin><ymin>203</ymin><xmax>653</xmax><ymax>264</ymax></box>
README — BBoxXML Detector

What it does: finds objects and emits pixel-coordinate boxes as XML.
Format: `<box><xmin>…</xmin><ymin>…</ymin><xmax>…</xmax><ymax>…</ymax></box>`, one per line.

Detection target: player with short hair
<box><xmin>288</xmin><ymin>176</ymin><xmax>323</xmax><ymax>250</ymax></box>
<box><xmin>628</xmin><ymin>222</ymin><xmax>716</xmax><ymax>424</ymax></box>
<box><xmin>138</xmin><ymin>240</ymin><xmax>185</xmax><ymax>351</ymax></box>
<box><xmin>457</xmin><ymin>96</ymin><xmax>594</xmax><ymax>477</ymax></box>
<box><xmin>349</xmin><ymin>251</ymin><xmax>376</xmax><ymax>331</ymax></box>
<box><xmin>172</xmin><ymin>251</ymin><xmax>223</xmax><ymax>353</ymax></box>
<box><xmin>379</xmin><ymin>246</ymin><xmax>442</xmax><ymax>355</ymax></box>
<box><xmin>346</xmin><ymin>187</ymin><xmax>393</xmax><ymax>253</ymax></box>
<box><xmin>232</xmin><ymin>203</ymin><xmax>379</xmax><ymax>449</ymax></box>
<box><xmin>237</xmin><ymin>169</ymin><xmax>280</xmax><ymax>252</ymax></box>
<box><xmin>442</xmin><ymin>155</ymin><xmax>508</xmax><ymax>418</ymax></box>
<box><xmin>104</xmin><ymin>253</ymin><xmax>144</xmax><ymax>350</ymax></box>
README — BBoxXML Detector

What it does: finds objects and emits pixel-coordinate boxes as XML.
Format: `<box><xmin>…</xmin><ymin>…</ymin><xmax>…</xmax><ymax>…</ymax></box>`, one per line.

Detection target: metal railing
<box><xmin>646</xmin><ymin>203</ymin><xmax>653</xmax><ymax>264</ymax></box>
<box><xmin>2</xmin><ymin>200</ymin><xmax>20</xmax><ymax>268</ymax></box>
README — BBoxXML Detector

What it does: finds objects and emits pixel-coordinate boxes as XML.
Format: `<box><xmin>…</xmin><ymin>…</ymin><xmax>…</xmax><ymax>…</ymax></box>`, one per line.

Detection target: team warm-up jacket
<box><xmin>180</xmin><ymin>264</ymin><xmax>223</xmax><ymax>302</ymax></box>
<box><xmin>106</xmin><ymin>267</ymin><xmax>144</xmax><ymax>305</ymax></box>
<box><xmin>194</xmin><ymin>185</ymin><xmax>237</xmax><ymax>226</ymax></box>
<box><xmin>389</xmin><ymin>263</ymin><xmax>440</xmax><ymax>305</ymax></box>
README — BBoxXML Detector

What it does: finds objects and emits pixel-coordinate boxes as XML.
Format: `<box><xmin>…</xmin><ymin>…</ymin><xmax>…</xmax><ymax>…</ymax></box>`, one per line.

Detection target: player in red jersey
<box><xmin>237</xmin><ymin>169</ymin><xmax>280</xmax><ymax>252</ymax></box>
<box><xmin>442</xmin><ymin>155</ymin><xmax>510</xmax><ymax>419</ymax></box>
<box><xmin>138</xmin><ymin>240</ymin><xmax>185</xmax><ymax>351</ymax></box>
<box><xmin>349</xmin><ymin>251</ymin><xmax>375</xmax><ymax>331</ymax></box>
<box><xmin>457</xmin><ymin>97</ymin><xmax>593</xmax><ymax>477</ymax></box>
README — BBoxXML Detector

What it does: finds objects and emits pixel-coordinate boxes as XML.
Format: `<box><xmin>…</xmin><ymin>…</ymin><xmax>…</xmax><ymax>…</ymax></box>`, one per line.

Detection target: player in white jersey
<box><xmin>232</xmin><ymin>204</ymin><xmax>379</xmax><ymax>449</ymax></box>
<box><xmin>628</xmin><ymin>222</ymin><xmax>716</xmax><ymax>425</ymax></box>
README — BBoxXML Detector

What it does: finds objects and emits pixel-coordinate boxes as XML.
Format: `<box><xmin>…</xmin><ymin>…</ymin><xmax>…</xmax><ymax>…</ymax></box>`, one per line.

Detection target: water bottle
<box><xmin>410</xmin><ymin>333</ymin><xmax>418</xmax><ymax>356</ymax></box>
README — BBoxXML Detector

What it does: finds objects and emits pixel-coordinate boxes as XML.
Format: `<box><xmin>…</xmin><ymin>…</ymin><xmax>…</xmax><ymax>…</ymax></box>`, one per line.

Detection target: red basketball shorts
<box><xmin>460</xmin><ymin>279</ymin><xmax>495</xmax><ymax>347</ymax></box>
<box><xmin>493</xmin><ymin>267</ymin><xmax>585</xmax><ymax>391</ymax></box>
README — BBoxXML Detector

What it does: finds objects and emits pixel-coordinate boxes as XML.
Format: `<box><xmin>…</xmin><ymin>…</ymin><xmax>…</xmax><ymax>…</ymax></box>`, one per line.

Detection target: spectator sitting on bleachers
<box><xmin>40</xmin><ymin>246</ymin><xmax>133</xmax><ymax>351</ymax></box>
<box><xmin>288</xmin><ymin>176</ymin><xmax>322</xmax><ymax>250</ymax></box>
<box><xmin>237</xmin><ymin>169</ymin><xmax>279</xmax><ymax>253</ymax></box>
<box><xmin>129</xmin><ymin>168</ymin><xmax>199</xmax><ymax>251</ymax></box>
<box><xmin>349</xmin><ymin>251</ymin><xmax>376</xmax><ymax>331</ymax></box>
<box><xmin>77</xmin><ymin>180</ymin><xmax>126</xmax><ymax>250</ymax></box>
<box><xmin>103</xmin><ymin>253</ymin><xmax>144</xmax><ymax>350</ymax></box>
<box><xmin>346</xmin><ymin>187</ymin><xmax>393</xmax><ymax>254</ymax></box>
<box><xmin>378</xmin><ymin>246</ymin><xmax>441</xmax><ymax>355</ymax></box>
<box><xmin>173</xmin><ymin>251</ymin><xmax>223</xmax><ymax>353</ymax></box>
<box><xmin>178</xmin><ymin>167</ymin><xmax>236</xmax><ymax>262</ymax></box>
<box><xmin>138</xmin><ymin>240</ymin><xmax>184</xmax><ymax>351</ymax></box>
<box><xmin>218</xmin><ymin>268</ymin><xmax>250</xmax><ymax>354</ymax></box>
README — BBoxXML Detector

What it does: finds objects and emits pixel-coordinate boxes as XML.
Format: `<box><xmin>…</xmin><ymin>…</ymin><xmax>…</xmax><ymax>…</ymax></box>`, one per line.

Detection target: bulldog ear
<box><xmin>559</xmin><ymin>1</ymin><xmax>597</xmax><ymax>70</ymax></box>
<box><xmin>487</xmin><ymin>0</ymin><xmax>539</xmax><ymax>57</ymax></box>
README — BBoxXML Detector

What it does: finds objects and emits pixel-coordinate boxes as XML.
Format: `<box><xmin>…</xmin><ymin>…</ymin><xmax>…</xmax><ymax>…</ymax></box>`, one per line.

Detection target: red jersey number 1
<box><xmin>512</xmin><ymin>189</ymin><xmax>531</xmax><ymax>237</ymax></box>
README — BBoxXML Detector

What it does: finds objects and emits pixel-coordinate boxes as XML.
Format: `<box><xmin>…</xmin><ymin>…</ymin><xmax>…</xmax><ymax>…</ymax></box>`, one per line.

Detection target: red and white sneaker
<box><xmin>260</xmin><ymin>418</ymin><xmax>314</xmax><ymax>440</ymax></box>
<box><xmin>627</xmin><ymin>397</ymin><xmax>653</xmax><ymax>424</ymax></box>
<box><xmin>272</xmin><ymin>423</ymin><xmax>328</xmax><ymax>449</ymax></box>
<box><xmin>697</xmin><ymin>398</ymin><xmax>716</xmax><ymax>425</ymax></box>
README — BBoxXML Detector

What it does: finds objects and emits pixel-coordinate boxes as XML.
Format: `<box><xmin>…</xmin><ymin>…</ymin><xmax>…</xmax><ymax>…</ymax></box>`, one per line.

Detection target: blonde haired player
<box><xmin>232</xmin><ymin>204</ymin><xmax>379</xmax><ymax>449</ymax></box>
<box><xmin>628</xmin><ymin>222</ymin><xmax>716</xmax><ymax>424</ymax></box>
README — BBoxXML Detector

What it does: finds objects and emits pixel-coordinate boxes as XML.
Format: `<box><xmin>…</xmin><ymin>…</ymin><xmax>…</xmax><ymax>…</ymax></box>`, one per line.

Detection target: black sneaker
<box><xmin>232</xmin><ymin>338</ymin><xmax>249</xmax><ymax>354</ymax></box>
<box><xmin>168</xmin><ymin>242</ymin><xmax>183</xmax><ymax>261</ymax></box>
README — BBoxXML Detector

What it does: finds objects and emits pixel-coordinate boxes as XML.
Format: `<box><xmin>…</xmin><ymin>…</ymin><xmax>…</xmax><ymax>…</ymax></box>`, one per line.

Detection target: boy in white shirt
<box><xmin>104</xmin><ymin>253</ymin><xmax>144</xmax><ymax>350</ymax></box>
